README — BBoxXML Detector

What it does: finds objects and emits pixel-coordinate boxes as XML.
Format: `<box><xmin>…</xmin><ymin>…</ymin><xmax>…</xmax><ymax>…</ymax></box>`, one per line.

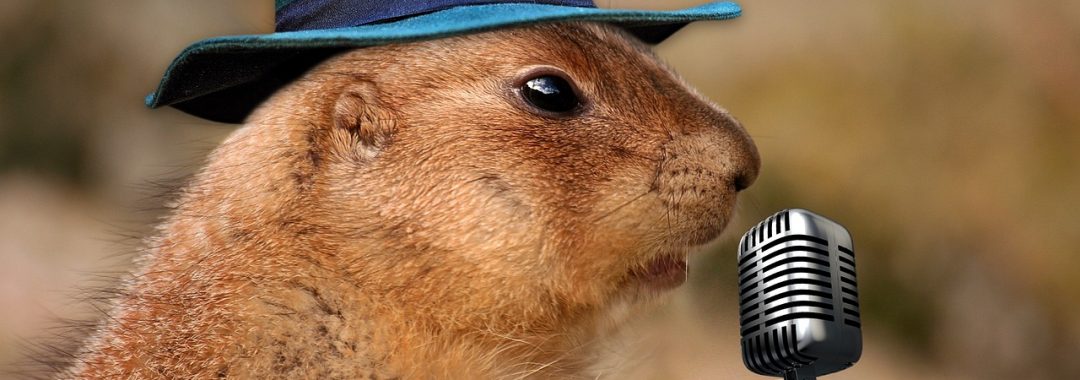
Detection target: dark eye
<box><xmin>520</xmin><ymin>75</ymin><xmax>581</xmax><ymax>114</ymax></box>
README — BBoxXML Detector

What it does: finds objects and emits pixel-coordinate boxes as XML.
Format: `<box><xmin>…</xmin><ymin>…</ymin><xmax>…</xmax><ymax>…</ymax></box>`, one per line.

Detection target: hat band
<box><xmin>277</xmin><ymin>0</ymin><xmax>597</xmax><ymax>32</ymax></box>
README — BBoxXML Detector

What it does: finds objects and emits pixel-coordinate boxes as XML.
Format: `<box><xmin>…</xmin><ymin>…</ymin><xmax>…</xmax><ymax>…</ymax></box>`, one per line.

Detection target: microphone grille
<box><xmin>737</xmin><ymin>209</ymin><xmax>862</xmax><ymax>378</ymax></box>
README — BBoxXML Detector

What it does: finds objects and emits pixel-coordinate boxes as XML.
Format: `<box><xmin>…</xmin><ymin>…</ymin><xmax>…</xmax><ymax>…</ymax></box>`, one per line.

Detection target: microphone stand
<box><xmin>784</xmin><ymin>366</ymin><xmax>816</xmax><ymax>380</ymax></box>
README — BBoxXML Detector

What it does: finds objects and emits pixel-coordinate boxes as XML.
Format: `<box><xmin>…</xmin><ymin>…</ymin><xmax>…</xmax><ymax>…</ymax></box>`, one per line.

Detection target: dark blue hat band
<box><xmin>277</xmin><ymin>0</ymin><xmax>596</xmax><ymax>32</ymax></box>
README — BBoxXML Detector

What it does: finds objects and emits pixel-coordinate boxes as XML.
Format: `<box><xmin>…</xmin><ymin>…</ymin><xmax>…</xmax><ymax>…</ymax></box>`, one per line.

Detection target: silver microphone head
<box><xmin>737</xmin><ymin>209</ymin><xmax>862</xmax><ymax>380</ymax></box>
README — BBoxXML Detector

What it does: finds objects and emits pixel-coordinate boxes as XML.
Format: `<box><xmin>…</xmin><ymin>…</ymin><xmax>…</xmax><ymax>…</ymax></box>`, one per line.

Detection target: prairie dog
<box><xmin>67</xmin><ymin>22</ymin><xmax>759</xmax><ymax>379</ymax></box>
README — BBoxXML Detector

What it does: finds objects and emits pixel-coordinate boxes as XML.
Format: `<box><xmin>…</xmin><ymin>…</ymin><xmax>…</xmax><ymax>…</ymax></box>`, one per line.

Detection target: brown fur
<box><xmin>64</xmin><ymin>22</ymin><xmax>759</xmax><ymax>379</ymax></box>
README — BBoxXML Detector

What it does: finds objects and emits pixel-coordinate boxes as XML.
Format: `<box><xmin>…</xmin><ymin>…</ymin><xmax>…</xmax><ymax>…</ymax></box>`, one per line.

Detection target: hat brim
<box><xmin>148</xmin><ymin>1</ymin><xmax>742</xmax><ymax>123</ymax></box>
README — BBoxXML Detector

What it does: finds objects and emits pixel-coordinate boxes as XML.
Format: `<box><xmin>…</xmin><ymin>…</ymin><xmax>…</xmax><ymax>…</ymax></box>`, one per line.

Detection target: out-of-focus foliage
<box><xmin>1</xmin><ymin>1</ymin><xmax>1077</xmax><ymax>379</ymax></box>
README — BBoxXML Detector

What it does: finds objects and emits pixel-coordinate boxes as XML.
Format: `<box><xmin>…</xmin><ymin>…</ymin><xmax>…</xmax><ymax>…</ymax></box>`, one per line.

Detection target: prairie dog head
<box><xmin>204</xmin><ymin>22</ymin><xmax>759</xmax><ymax>335</ymax></box>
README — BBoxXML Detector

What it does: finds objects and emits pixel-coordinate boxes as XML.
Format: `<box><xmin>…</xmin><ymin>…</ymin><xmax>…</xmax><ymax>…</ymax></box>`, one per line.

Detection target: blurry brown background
<box><xmin>1</xmin><ymin>0</ymin><xmax>1078</xmax><ymax>379</ymax></box>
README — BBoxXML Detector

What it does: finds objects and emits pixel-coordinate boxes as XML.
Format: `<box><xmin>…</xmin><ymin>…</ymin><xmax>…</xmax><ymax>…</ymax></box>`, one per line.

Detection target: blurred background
<box><xmin>1</xmin><ymin>0</ymin><xmax>1077</xmax><ymax>378</ymax></box>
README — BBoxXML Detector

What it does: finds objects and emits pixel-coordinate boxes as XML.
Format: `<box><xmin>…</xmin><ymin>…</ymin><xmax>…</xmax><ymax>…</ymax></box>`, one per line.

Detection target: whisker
<box><xmin>593</xmin><ymin>191</ymin><xmax>651</xmax><ymax>223</ymax></box>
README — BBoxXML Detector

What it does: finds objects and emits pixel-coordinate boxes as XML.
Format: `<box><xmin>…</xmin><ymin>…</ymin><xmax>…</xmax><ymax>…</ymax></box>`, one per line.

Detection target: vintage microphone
<box><xmin>737</xmin><ymin>209</ymin><xmax>862</xmax><ymax>380</ymax></box>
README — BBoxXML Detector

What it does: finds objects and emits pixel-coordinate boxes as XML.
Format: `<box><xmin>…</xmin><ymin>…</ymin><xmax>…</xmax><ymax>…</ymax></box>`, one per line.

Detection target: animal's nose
<box><xmin>663</xmin><ymin>95</ymin><xmax>760</xmax><ymax>195</ymax></box>
<box><xmin>715</xmin><ymin>113</ymin><xmax>760</xmax><ymax>193</ymax></box>
<box><xmin>658</xmin><ymin>114</ymin><xmax>760</xmax><ymax>197</ymax></box>
<box><xmin>734</xmin><ymin>169</ymin><xmax>757</xmax><ymax>192</ymax></box>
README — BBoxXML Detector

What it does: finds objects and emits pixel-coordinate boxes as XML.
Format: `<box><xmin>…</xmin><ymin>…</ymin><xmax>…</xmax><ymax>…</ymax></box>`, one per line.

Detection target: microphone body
<box><xmin>737</xmin><ymin>209</ymin><xmax>862</xmax><ymax>380</ymax></box>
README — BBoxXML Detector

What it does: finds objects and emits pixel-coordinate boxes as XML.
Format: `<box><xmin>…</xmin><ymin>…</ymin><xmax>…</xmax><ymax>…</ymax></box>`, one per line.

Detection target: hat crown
<box><xmin>276</xmin><ymin>0</ymin><xmax>597</xmax><ymax>32</ymax></box>
<box><xmin>150</xmin><ymin>0</ymin><xmax>742</xmax><ymax>123</ymax></box>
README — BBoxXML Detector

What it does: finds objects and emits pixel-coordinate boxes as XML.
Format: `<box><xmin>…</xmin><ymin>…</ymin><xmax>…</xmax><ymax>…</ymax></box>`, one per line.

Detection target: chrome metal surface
<box><xmin>738</xmin><ymin>209</ymin><xmax>862</xmax><ymax>379</ymax></box>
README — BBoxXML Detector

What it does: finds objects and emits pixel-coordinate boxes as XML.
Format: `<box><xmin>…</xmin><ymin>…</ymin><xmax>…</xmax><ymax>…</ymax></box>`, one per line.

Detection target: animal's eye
<box><xmin>519</xmin><ymin>75</ymin><xmax>581</xmax><ymax>114</ymax></box>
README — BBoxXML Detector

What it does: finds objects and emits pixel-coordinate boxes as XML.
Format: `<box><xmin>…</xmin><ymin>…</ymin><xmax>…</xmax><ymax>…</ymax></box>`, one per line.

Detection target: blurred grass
<box><xmin>2</xmin><ymin>0</ymin><xmax>1078</xmax><ymax>378</ymax></box>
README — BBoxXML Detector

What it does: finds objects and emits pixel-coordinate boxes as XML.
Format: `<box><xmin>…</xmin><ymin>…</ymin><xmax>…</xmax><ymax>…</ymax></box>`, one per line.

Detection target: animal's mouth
<box><xmin>629</xmin><ymin>254</ymin><xmax>689</xmax><ymax>291</ymax></box>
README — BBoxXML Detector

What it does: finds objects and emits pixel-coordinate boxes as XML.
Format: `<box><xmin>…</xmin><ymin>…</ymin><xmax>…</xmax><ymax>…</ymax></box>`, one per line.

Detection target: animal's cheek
<box><xmin>650</xmin><ymin>134</ymin><xmax>745</xmax><ymax>245</ymax></box>
<box><xmin>541</xmin><ymin>164</ymin><xmax>661</xmax><ymax>281</ymax></box>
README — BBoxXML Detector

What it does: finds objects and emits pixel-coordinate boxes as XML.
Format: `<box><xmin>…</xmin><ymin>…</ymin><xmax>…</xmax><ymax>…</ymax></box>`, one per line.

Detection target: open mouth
<box><xmin>629</xmin><ymin>255</ymin><xmax>689</xmax><ymax>291</ymax></box>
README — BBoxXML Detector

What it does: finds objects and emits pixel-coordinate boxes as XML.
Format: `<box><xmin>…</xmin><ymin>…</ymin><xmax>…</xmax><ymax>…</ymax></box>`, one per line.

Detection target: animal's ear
<box><xmin>333</xmin><ymin>81</ymin><xmax>396</xmax><ymax>159</ymax></box>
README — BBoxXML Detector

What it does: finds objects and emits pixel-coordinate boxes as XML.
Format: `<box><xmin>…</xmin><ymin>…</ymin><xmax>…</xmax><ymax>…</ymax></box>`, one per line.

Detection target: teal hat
<box><xmin>147</xmin><ymin>0</ymin><xmax>742</xmax><ymax>123</ymax></box>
